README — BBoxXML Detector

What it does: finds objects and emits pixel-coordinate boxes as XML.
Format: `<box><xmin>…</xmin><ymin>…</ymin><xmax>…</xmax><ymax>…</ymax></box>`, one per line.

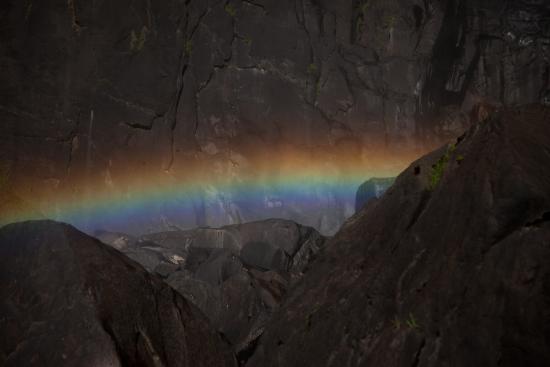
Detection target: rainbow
<box><xmin>0</xmin><ymin>147</ymin><xmax>420</xmax><ymax>235</ymax></box>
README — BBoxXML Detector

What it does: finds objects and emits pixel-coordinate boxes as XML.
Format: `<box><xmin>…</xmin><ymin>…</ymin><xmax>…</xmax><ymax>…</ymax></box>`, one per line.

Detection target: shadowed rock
<box><xmin>0</xmin><ymin>220</ymin><xmax>236</xmax><ymax>367</ymax></box>
<box><xmin>246</xmin><ymin>105</ymin><xmax>550</xmax><ymax>367</ymax></box>
<box><xmin>97</xmin><ymin>219</ymin><xmax>325</xmax><ymax>363</ymax></box>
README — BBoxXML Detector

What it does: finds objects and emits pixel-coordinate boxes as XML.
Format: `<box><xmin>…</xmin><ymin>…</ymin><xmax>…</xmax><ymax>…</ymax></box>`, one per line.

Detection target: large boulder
<box><xmin>246</xmin><ymin>105</ymin><xmax>550</xmax><ymax>367</ymax></box>
<box><xmin>0</xmin><ymin>220</ymin><xmax>236</xmax><ymax>367</ymax></box>
<box><xmin>97</xmin><ymin>219</ymin><xmax>325</xmax><ymax>362</ymax></box>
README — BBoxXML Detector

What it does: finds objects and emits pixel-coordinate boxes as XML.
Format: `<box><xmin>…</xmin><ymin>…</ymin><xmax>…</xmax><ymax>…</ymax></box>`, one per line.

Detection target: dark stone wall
<box><xmin>1</xmin><ymin>0</ymin><xmax>549</xmax><ymax>234</ymax></box>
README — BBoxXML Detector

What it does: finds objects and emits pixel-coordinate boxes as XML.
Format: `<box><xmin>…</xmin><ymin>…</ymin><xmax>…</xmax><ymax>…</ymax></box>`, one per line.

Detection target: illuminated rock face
<box><xmin>1</xmin><ymin>0</ymin><xmax>549</xmax><ymax>234</ymax></box>
<box><xmin>0</xmin><ymin>220</ymin><xmax>236</xmax><ymax>367</ymax></box>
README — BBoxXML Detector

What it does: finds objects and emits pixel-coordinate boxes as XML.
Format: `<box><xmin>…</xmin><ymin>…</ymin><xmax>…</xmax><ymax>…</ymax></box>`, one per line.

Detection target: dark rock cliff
<box><xmin>0</xmin><ymin>220</ymin><xmax>236</xmax><ymax>367</ymax></box>
<box><xmin>245</xmin><ymin>105</ymin><xmax>550</xmax><ymax>367</ymax></box>
<box><xmin>1</xmin><ymin>0</ymin><xmax>549</xmax><ymax>233</ymax></box>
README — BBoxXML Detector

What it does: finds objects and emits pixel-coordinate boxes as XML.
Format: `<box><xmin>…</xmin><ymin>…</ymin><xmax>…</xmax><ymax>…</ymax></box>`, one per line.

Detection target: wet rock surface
<box><xmin>2</xmin><ymin>1</ymin><xmax>550</xmax><ymax>234</ymax></box>
<box><xmin>0</xmin><ymin>220</ymin><xmax>236</xmax><ymax>367</ymax></box>
<box><xmin>246</xmin><ymin>105</ymin><xmax>550</xmax><ymax>367</ymax></box>
<box><xmin>96</xmin><ymin>218</ymin><xmax>325</xmax><ymax>361</ymax></box>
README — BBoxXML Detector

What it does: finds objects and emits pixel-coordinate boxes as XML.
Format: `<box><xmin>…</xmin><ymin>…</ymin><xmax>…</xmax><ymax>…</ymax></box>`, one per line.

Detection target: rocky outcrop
<box><xmin>0</xmin><ymin>220</ymin><xmax>236</xmax><ymax>367</ymax></box>
<box><xmin>246</xmin><ymin>105</ymin><xmax>550</xmax><ymax>367</ymax></box>
<box><xmin>97</xmin><ymin>219</ymin><xmax>325</xmax><ymax>363</ymax></box>
<box><xmin>354</xmin><ymin>177</ymin><xmax>395</xmax><ymax>211</ymax></box>
<box><xmin>2</xmin><ymin>1</ymin><xmax>549</xmax><ymax>235</ymax></box>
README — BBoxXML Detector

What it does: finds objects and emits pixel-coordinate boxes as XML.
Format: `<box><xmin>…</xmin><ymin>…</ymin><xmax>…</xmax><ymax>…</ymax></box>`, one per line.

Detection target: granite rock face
<box><xmin>355</xmin><ymin>177</ymin><xmax>395</xmax><ymax>211</ymax></box>
<box><xmin>0</xmin><ymin>220</ymin><xmax>236</xmax><ymax>367</ymax></box>
<box><xmin>97</xmin><ymin>218</ymin><xmax>325</xmax><ymax>362</ymax></box>
<box><xmin>246</xmin><ymin>106</ymin><xmax>550</xmax><ymax>367</ymax></box>
<box><xmin>2</xmin><ymin>1</ymin><xmax>549</xmax><ymax>234</ymax></box>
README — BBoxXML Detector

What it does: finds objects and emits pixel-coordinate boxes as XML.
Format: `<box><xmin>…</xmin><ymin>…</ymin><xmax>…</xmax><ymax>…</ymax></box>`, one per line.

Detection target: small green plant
<box><xmin>383</xmin><ymin>14</ymin><xmax>397</xmax><ymax>29</ymax></box>
<box><xmin>392</xmin><ymin>313</ymin><xmax>420</xmax><ymax>331</ymax></box>
<box><xmin>184</xmin><ymin>39</ymin><xmax>193</xmax><ymax>56</ymax></box>
<box><xmin>405</xmin><ymin>313</ymin><xmax>419</xmax><ymax>329</ymax></box>
<box><xmin>307</xmin><ymin>63</ymin><xmax>318</xmax><ymax>75</ymax></box>
<box><xmin>429</xmin><ymin>143</ymin><xmax>456</xmax><ymax>190</ymax></box>
<box><xmin>456</xmin><ymin>154</ymin><xmax>464</xmax><ymax>163</ymax></box>
<box><xmin>224</xmin><ymin>3</ymin><xmax>236</xmax><ymax>17</ymax></box>
<box><xmin>130</xmin><ymin>26</ymin><xmax>148</xmax><ymax>52</ymax></box>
